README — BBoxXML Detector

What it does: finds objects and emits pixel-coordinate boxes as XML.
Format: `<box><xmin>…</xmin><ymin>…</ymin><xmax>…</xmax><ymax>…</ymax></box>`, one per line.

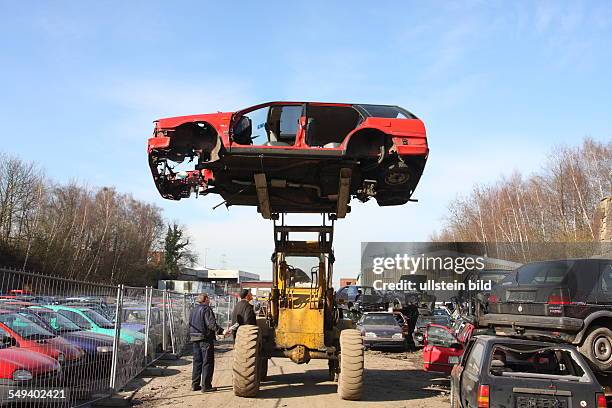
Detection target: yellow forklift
<box><xmin>232</xmin><ymin>213</ymin><xmax>364</xmax><ymax>400</ymax></box>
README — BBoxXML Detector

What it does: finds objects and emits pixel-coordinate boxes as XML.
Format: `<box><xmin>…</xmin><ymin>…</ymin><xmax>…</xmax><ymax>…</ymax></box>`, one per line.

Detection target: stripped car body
<box><xmin>148</xmin><ymin>102</ymin><xmax>428</xmax><ymax>215</ymax></box>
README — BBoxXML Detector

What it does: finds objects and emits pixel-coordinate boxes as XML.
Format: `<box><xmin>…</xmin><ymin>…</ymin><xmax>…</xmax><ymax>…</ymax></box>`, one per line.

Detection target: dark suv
<box><xmin>480</xmin><ymin>258</ymin><xmax>612</xmax><ymax>372</ymax></box>
<box><xmin>450</xmin><ymin>336</ymin><xmax>607</xmax><ymax>408</ymax></box>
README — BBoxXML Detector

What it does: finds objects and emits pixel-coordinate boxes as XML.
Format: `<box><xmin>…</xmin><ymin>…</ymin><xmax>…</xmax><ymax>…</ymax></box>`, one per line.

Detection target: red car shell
<box><xmin>0</xmin><ymin>345</ymin><xmax>61</xmax><ymax>382</ymax></box>
<box><xmin>0</xmin><ymin>311</ymin><xmax>84</xmax><ymax>364</ymax></box>
<box><xmin>148</xmin><ymin>102</ymin><xmax>428</xmax><ymax>214</ymax></box>
<box><xmin>423</xmin><ymin>324</ymin><xmax>468</xmax><ymax>374</ymax></box>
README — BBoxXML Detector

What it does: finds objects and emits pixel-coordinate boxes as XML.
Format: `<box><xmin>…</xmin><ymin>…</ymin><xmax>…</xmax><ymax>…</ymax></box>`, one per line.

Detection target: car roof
<box><xmin>474</xmin><ymin>335</ymin><xmax>565</xmax><ymax>348</ymax></box>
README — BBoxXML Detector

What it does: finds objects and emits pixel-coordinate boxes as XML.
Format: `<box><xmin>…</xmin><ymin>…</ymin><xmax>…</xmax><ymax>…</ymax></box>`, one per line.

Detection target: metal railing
<box><xmin>0</xmin><ymin>267</ymin><xmax>207</xmax><ymax>407</ymax></box>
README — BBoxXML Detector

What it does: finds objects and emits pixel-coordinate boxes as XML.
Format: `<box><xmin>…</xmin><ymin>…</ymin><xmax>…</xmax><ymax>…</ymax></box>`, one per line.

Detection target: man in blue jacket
<box><xmin>189</xmin><ymin>293</ymin><xmax>223</xmax><ymax>392</ymax></box>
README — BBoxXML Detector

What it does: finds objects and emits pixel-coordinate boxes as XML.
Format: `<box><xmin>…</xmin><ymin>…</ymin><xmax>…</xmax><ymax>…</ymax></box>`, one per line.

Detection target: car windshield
<box><xmin>426</xmin><ymin>326</ymin><xmax>455</xmax><ymax>347</ymax></box>
<box><xmin>358</xmin><ymin>104</ymin><xmax>416</xmax><ymax>119</ymax></box>
<box><xmin>363</xmin><ymin>314</ymin><xmax>398</xmax><ymax>326</ymax></box>
<box><xmin>516</xmin><ymin>261</ymin><xmax>575</xmax><ymax>284</ymax></box>
<box><xmin>489</xmin><ymin>345</ymin><xmax>586</xmax><ymax>380</ymax></box>
<box><xmin>81</xmin><ymin>309</ymin><xmax>114</xmax><ymax>328</ymax></box>
<box><xmin>34</xmin><ymin>311</ymin><xmax>81</xmax><ymax>332</ymax></box>
<box><xmin>0</xmin><ymin>312</ymin><xmax>55</xmax><ymax>339</ymax></box>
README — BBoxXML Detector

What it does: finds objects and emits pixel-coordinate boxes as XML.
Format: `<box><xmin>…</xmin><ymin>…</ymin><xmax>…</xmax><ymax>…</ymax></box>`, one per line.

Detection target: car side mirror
<box><xmin>450</xmin><ymin>342</ymin><xmax>463</xmax><ymax>350</ymax></box>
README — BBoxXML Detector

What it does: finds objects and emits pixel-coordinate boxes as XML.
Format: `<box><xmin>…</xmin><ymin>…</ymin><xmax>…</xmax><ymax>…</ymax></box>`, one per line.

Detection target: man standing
<box><xmin>230</xmin><ymin>289</ymin><xmax>257</xmax><ymax>338</ymax></box>
<box><xmin>189</xmin><ymin>294</ymin><xmax>223</xmax><ymax>392</ymax></box>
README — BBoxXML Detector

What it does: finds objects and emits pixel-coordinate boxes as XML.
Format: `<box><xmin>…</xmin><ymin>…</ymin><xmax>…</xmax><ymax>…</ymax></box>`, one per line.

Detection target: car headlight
<box><xmin>97</xmin><ymin>345</ymin><xmax>114</xmax><ymax>353</ymax></box>
<box><xmin>57</xmin><ymin>353</ymin><xmax>65</xmax><ymax>363</ymax></box>
<box><xmin>13</xmin><ymin>370</ymin><xmax>33</xmax><ymax>381</ymax></box>
<box><xmin>392</xmin><ymin>333</ymin><xmax>403</xmax><ymax>339</ymax></box>
<box><xmin>365</xmin><ymin>332</ymin><xmax>377</xmax><ymax>338</ymax></box>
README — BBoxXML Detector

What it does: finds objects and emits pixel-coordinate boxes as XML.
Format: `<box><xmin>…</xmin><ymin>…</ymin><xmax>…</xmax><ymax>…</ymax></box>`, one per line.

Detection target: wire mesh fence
<box><xmin>0</xmin><ymin>267</ymin><xmax>214</xmax><ymax>407</ymax></box>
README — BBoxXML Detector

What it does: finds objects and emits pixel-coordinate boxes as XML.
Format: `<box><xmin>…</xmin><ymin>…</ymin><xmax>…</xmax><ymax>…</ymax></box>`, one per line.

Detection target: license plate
<box><xmin>449</xmin><ymin>356</ymin><xmax>460</xmax><ymax>364</ymax></box>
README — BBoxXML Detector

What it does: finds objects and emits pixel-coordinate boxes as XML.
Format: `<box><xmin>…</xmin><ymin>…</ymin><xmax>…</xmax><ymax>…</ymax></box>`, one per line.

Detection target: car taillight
<box><xmin>488</xmin><ymin>295</ymin><xmax>498</xmax><ymax>304</ymax></box>
<box><xmin>547</xmin><ymin>288</ymin><xmax>572</xmax><ymax>305</ymax></box>
<box><xmin>596</xmin><ymin>393</ymin><xmax>606</xmax><ymax>408</ymax></box>
<box><xmin>477</xmin><ymin>385</ymin><xmax>490</xmax><ymax>408</ymax></box>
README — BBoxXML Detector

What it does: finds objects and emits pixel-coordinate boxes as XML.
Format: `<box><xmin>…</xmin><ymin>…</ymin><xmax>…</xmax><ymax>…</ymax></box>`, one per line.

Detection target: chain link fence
<box><xmin>0</xmin><ymin>267</ymin><xmax>227</xmax><ymax>407</ymax></box>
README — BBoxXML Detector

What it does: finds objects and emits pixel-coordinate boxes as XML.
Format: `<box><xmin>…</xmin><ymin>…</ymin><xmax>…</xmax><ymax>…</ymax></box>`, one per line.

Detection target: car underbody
<box><xmin>148</xmin><ymin>102</ymin><xmax>428</xmax><ymax>215</ymax></box>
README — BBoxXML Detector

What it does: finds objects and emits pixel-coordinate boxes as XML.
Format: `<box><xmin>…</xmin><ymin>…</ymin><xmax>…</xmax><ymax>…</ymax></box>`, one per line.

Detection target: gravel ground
<box><xmin>128</xmin><ymin>340</ymin><xmax>450</xmax><ymax>408</ymax></box>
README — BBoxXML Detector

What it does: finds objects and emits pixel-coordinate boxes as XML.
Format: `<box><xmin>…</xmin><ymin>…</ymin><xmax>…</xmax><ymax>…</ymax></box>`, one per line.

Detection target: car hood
<box><xmin>60</xmin><ymin>330</ymin><xmax>116</xmax><ymax>349</ymax></box>
<box><xmin>0</xmin><ymin>347</ymin><xmax>60</xmax><ymax>374</ymax></box>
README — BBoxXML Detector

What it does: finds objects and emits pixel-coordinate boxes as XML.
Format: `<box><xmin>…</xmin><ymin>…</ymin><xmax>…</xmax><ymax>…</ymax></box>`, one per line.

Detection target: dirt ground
<box><xmin>128</xmin><ymin>340</ymin><xmax>450</xmax><ymax>408</ymax></box>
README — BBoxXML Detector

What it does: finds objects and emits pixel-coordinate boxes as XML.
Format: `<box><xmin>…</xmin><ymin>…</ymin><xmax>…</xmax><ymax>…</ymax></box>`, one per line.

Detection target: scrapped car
<box><xmin>357</xmin><ymin>312</ymin><xmax>409</xmax><ymax>350</ymax></box>
<box><xmin>336</xmin><ymin>285</ymin><xmax>388</xmax><ymax>312</ymax></box>
<box><xmin>121</xmin><ymin>306</ymin><xmax>166</xmax><ymax>352</ymax></box>
<box><xmin>450</xmin><ymin>336</ymin><xmax>607</xmax><ymax>408</ymax></box>
<box><xmin>42</xmin><ymin>305</ymin><xmax>145</xmax><ymax>346</ymax></box>
<box><xmin>148</xmin><ymin>102</ymin><xmax>428</xmax><ymax>214</ymax></box>
<box><xmin>423</xmin><ymin>324</ymin><xmax>465</xmax><ymax>374</ymax></box>
<box><xmin>413</xmin><ymin>314</ymin><xmax>452</xmax><ymax>347</ymax></box>
<box><xmin>21</xmin><ymin>308</ymin><xmax>130</xmax><ymax>377</ymax></box>
<box><xmin>0</xmin><ymin>310</ymin><xmax>85</xmax><ymax>377</ymax></box>
<box><xmin>481</xmin><ymin>258</ymin><xmax>612</xmax><ymax>372</ymax></box>
<box><xmin>0</xmin><ymin>337</ymin><xmax>62</xmax><ymax>395</ymax></box>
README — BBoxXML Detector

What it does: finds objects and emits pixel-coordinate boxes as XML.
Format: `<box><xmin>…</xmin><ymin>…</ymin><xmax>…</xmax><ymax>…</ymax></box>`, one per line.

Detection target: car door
<box><xmin>460</xmin><ymin>340</ymin><xmax>485</xmax><ymax>408</ymax></box>
<box><xmin>423</xmin><ymin>324</ymin><xmax>463</xmax><ymax>374</ymax></box>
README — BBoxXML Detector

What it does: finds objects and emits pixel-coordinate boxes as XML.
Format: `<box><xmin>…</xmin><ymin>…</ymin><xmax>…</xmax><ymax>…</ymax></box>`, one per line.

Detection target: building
<box><xmin>240</xmin><ymin>281</ymin><xmax>273</xmax><ymax>298</ymax></box>
<box><xmin>158</xmin><ymin>267</ymin><xmax>259</xmax><ymax>294</ymax></box>
<box><xmin>339</xmin><ymin>278</ymin><xmax>357</xmax><ymax>287</ymax></box>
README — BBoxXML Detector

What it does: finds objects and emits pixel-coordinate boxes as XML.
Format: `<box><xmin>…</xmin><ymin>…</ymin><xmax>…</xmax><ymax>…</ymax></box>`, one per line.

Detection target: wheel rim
<box><xmin>385</xmin><ymin>170</ymin><xmax>409</xmax><ymax>185</ymax></box>
<box><xmin>593</xmin><ymin>335</ymin><xmax>612</xmax><ymax>362</ymax></box>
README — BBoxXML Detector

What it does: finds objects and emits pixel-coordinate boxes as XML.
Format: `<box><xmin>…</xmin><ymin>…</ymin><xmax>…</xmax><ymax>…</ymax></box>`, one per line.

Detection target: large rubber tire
<box><xmin>232</xmin><ymin>325</ymin><xmax>261</xmax><ymax>397</ymax></box>
<box><xmin>579</xmin><ymin>326</ymin><xmax>612</xmax><ymax>372</ymax></box>
<box><xmin>338</xmin><ymin>329</ymin><xmax>364</xmax><ymax>400</ymax></box>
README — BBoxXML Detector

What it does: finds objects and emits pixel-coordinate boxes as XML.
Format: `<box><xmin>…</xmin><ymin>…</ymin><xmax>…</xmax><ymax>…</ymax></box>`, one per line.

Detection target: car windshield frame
<box><xmin>0</xmin><ymin>312</ymin><xmax>56</xmax><ymax>339</ymax></box>
<box><xmin>355</xmin><ymin>104</ymin><xmax>417</xmax><ymax>119</ymax></box>
<box><xmin>80</xmin><ymin>308</ymin><xmax>115</xmax><ymax>328</ymax></box>
<box><xmin>33</xmin><ymin>310</ymin><xmax>82</xmax><ymax>332</ymax></box>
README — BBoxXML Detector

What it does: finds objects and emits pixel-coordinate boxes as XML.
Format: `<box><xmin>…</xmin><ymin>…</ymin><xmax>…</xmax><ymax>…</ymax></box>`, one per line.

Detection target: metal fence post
<box><xmin>144</xmin><ymin>286</ymin><xmax>151</xmax><ymax>361</ymax></box>
<box><xmin>110</xmin><ymin>284</ymin><xmax>124</xmax><ymax>390</ymax></box>
<box><xmin>162</xmin><ymin>289</ymin><xmax>167</xmax><ymax>351</ymax></box>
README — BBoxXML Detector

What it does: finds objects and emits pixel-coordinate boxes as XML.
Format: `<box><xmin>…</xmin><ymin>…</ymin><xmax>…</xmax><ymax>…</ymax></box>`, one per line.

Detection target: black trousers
<box><xmin>192</xmin><ymin>340</ymin><xmax>215</xmax><ymax>388</ymax></box>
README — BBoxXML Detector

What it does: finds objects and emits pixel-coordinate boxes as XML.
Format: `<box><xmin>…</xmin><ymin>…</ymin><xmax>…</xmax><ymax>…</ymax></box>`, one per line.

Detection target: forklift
<box><xmin>231</xmin><ymin>212</ymin><xmax>364</xmax><ymax>400</ymax></box>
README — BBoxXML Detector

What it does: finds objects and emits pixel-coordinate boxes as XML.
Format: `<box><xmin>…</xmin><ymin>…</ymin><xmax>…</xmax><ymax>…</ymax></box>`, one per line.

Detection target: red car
<box><xmin>0</xmin><ymin>340</ymin><xmax>62</xmax><ymax>390</ymax></box>
<box><xmin>0</xmin><ymin>311</ymin><xmax>84</xmax><ymax>369</ymax></box>
<box><xmin>423</xmin><ymin>322</ymin><xmax>475</xmax><ymax>374</ymax></box>
<box><xmin>148</xmin><ymin>102</ymin><xmax>428</xmax><ymax>215</ymax></box>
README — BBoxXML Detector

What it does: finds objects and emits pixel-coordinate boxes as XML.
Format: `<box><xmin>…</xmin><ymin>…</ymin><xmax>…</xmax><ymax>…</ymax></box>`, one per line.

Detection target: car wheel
<box><xmin>579</xmin><ymin>326</ymin><xmax>612</xmax><ymax>372</ymax></box>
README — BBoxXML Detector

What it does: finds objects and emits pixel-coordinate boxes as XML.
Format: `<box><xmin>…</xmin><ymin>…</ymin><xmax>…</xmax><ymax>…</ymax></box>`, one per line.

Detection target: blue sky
<box><xmin>1</xmin><ymin>1</ymin><xmax>611</xmax><ymax>282</ymax></box>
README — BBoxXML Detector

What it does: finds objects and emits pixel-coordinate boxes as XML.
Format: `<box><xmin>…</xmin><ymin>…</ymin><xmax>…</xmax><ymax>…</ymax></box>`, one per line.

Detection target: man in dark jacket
<box><xmin>230</xmin><ymin>289</ymin><xmax>257</xmax><ymax>338</ymax></box>
<box><xmin>189</xmin><ymin>293</ymin><xmax>223</xmax><ymax>392</ymax></box>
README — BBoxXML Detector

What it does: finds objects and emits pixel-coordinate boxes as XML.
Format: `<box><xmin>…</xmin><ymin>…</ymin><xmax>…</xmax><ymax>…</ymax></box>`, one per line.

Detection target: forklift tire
<box><xmin>259</xmin><ymin>357</ymin><xmax>268</xmax><ymax>382</ymax></box>
<box><xmin>579</xmin><ymin>326</ymin><xmax>612</xmax><ymax>372</ymax></box>
<box><xmin>338</xmin><ymin>329</ymin><xmax>364</xmax><ymax>400</ymax></box>
<box><xmin>232</xmin><ymin>325</ymin><xmax>261</xmax><ymax>397</ymax></box>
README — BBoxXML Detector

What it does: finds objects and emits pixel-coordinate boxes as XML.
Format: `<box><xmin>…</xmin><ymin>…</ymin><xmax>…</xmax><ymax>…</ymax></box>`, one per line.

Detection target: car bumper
<box><xmin>363</xmin><ymin>337</ymin><xmax>405</xmax><ymax>348</ymax></box>
<box><xmin>480</xmin><ymin>313</ymin><xmax>583</xmax><ymax>336</ymax></box>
